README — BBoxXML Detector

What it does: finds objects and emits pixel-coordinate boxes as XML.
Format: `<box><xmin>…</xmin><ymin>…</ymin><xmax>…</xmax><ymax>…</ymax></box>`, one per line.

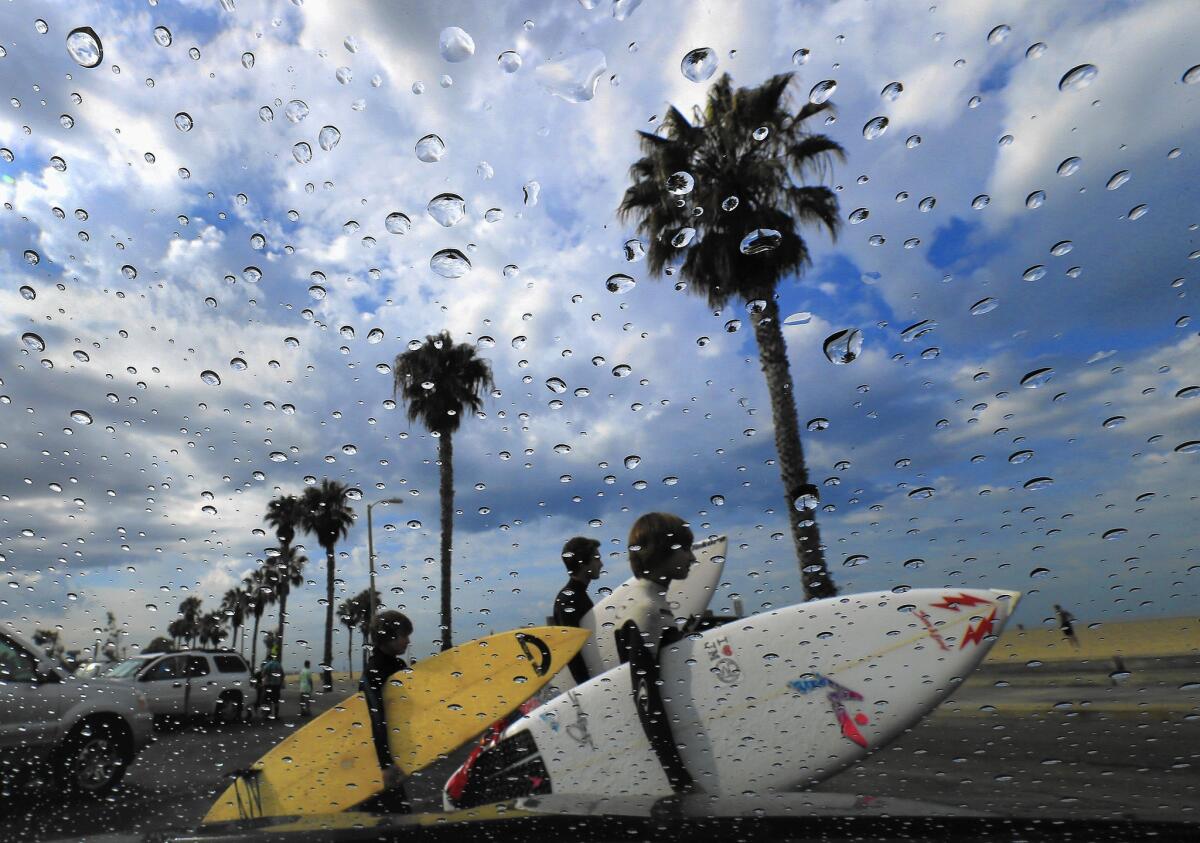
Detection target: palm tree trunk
<box><xmin>276</xmin><ymin>588</ymin><xmax>288</xmax><ymax>652</ymax></box>
<box><xmin>750</xmin><ymin>298</ymin><xmax>837</xmax><ymax>600</ymax></box>
<box><xmin>250</xmin><ymin>615</ymin><xmax>261</xmax><ymax>667</ymax></box>
<box><xmin>438</xmin><ymin>431</ymin><xmax>454</xmax><ymax>651</ymax></box>
<box><xmin>347</xmin><ymin>626</ymin><xmax>354</xmax><ymax>683</ymax></box>
<box><xmin>323</xmin><ymin>545</ymin><xmax>335</xmax><ymax>691</ymax></box>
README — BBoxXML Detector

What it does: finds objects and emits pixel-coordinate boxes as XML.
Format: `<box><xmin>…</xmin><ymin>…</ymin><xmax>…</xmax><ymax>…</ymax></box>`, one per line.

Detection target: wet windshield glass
<box><xmin>1</xmin><ymin>1</ymin><xmax>1197</xmax><ymax>840</ymax></box>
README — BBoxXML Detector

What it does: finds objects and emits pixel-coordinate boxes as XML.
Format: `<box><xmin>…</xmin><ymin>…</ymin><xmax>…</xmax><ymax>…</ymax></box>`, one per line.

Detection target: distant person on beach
<box><xmin>552</xmin><ymin>535</ymin><xmax>603</xmax><ymax>684</ymax></box>
<box><xmin>1054</xmin><ymin>604</ymin><xmax>1080</xmax><ymax>648</ymax></box>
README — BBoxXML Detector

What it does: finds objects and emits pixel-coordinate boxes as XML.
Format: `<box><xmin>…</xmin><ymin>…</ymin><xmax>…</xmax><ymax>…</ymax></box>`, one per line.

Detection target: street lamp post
<box><xmin>366</xmin><ymin>498</ymin><xmax>404</xmax><ymax>649</ymax></box>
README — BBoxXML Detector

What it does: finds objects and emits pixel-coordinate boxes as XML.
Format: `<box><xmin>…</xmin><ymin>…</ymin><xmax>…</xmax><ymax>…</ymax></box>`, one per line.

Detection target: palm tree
<box><xmin>337</xmin><ymin>595</ymin><xmax>364</xmax><ymax>681</ymax></box>
<box><xmin>178</xmin><ymin>596</ymin><xmax>203</xmax><ymax>648</ymax></box>
<box><xmin>393</xmin><ymin>331</ymin><xmax>493</xmax><ymax>650</ymax></box>
<box><xmin>220</xmin><ymin>587</ymin><xmax>247</xmax><ymax>655</ymax></box>
<box><xmin>264</xmin><ymin>543</ymin><xmax>307</xmax><ymax>652</ymax></box>
<box><xmin>618</xmin><ymin>72</ymin><xmax>843</xmax><ymax>600</ymax></box>
<box><xmin>301</xmin><ymin>479</ymin><xmax>356</xmax><ymax>690</ymax></box>
<box><xmin>198</xmin><ymin>611</ymin><xmax>227</xmax><ymax>648</ymax></box>
<box><xmin>244</xmin><ymin>569</ymin><xmax>268</xmax><ymax>668</ymax></box>
<box><xmin>167</xmin><ymin>617</ymin><xmax>188</xmax><ymax>650</ymax></box>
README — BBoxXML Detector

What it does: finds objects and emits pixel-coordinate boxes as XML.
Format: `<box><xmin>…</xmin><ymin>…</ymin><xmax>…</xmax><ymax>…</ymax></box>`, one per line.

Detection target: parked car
<box><xmin>102</xmin><ymin>649</ymin><xmax>252</xmax><ymax>726</ymax></box>
<box><xmin>72</xmin><ymin>661</ymin><xmax>114</xmax><ymax>681</ymax></box>
<box><xmin>0</xmin><ymin>629</ymin><xmax>154</xmax><ymax>797</ymax></box>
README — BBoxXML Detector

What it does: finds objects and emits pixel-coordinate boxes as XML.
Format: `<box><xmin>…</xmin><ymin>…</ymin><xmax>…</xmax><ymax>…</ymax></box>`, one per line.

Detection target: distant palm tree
<box><xmin>167</xmin><ymin>617</ymin><xmax>188</xmax><ymax>650</ymax></box>
<box><xmin>244</xmin><ymin>570</ymin><xmax>268</xmax><ymax>668</ymax></box>
<box><xmin>220</xmin><ymin>587</ymin><xmax>247</xmax><ymax>655</ymax></box>
<box><xmin>618</xmin><ymin>72</ymin><xmax>843</xmax><ymax>600</ymax></box>
<box><xmin>264</xmin><ymin>543</ymin><xmax>307</xmax><ymax>653</ymax></box>
<box><xmin>337</xmin><ymin>595</ymin><xmax>364</xmax><ymax>681</ymax></box>
<box><xmin>301</xmin><ymin>479</ymin><xmax>356</xmax><ymax>690</ymax></box>
<box><xmin>198</xmin><ymin>611</ymin><xmax>227</xmax><ymax>648</ymax></box>
<box><xmin>393</xmin><ymin>331</ymin><xmax>493</xmax><ymax>650</ymax></box>
<box><xmin>178</xmin><ymin>596</ymin><xmax>203</xmax><ymax>648</ymax></box>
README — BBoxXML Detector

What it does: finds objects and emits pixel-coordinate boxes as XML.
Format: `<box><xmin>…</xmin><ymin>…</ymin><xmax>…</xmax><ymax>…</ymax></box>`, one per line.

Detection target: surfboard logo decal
<box><xmin>960</xmin><ymin>608</ymin><xmax>998</xmax><ymax>649</ymax></box>
<box><xmin>516</xmin><ymin>632</ymin><xmax>553</xmax><ymax>676</ymax></box>
<box><xmin>705</xmin><ymin>634</ymin><xmax>741</xmax><ymax>685</ymax></box>
<box><xmin>563</xmin><ymin>690</ymin><xmax>595</xmax><ymax>749</ymax></box>
<box><xmin>914</xmin><ymin>609</ymin><xmax>950</xmax><ymax>651</ymax></box>
<box><xmin>929</xmin><ymin>592</ymin><xmax>992</xmax><ymax>612</ymax></box>
<box><xmin>823</xmin><ymin>678</ymin><xmax>871</xmax><ymax>748</ymax></box>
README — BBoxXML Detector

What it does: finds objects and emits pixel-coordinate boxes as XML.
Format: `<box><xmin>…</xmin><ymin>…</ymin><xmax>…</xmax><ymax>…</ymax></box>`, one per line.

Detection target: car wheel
<box><xmin>214</xmin><ymin>693</ymin><xmax>243</xmax><ymax>726</ymax></box>
<box><xmin>60</xmin><ymin>720</ymin><xmax>131</xmax><ymax>796</ymax></box>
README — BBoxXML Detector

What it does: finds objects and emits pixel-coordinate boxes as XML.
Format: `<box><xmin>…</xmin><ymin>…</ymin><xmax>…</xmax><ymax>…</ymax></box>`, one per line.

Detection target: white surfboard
<box><xmin>448</xmin><ymin>587</ymin><xmax>1019</xmax><ymax>805</ymax></box>
<box><xmin>548</xmin><ymin>535</ymin><xmax>728</xmax><ymax>692</ymax></box>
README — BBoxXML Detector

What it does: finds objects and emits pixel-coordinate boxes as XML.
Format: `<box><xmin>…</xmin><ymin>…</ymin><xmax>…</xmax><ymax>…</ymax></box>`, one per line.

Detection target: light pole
<box><xmin>366</xmin><ymin>498</ymin><xmax>404</xmax><ymax>649</ymax></box>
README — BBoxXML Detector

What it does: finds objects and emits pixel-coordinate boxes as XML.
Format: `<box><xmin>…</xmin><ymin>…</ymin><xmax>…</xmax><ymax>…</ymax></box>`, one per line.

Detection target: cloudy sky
<box><xmin>1</xmin><ymin>0</ymin><xmax>1197</xmax><ymax>668</ymax></box>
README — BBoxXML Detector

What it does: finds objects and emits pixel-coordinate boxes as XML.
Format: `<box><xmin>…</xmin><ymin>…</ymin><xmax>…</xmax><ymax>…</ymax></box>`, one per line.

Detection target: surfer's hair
<box><xmin>373</xmin><ymin>610</ymin><xmax>413</xmax><ymax>642</ymax></box>
<box><xmin>561</xmin><ymin>536</ymin><xmax>601</xmax><ymax>574</ymax></box>
<box><xmin>628</xmin><ymin>512</ymin><xmax>694</xmax><ymax>580</ymax></box>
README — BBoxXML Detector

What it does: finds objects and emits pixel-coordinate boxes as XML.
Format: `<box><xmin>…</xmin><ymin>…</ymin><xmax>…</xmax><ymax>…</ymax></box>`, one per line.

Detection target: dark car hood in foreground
<box><xmin>66</xmin><ymin>793</ymin><xmax>1191</xmax><ymax>843</ymax></box>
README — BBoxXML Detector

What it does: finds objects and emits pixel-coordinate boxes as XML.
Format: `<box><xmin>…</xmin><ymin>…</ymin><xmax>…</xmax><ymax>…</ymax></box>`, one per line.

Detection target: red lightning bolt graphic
<box><xmin>960</xmin><ymin>608</ymin><xmax>998</xmax><ymax>649</ymax></box>
<box><xmin>929</xmin><ymin>592</ymin><xmax>993</xmax><ymax>612</ymax></box>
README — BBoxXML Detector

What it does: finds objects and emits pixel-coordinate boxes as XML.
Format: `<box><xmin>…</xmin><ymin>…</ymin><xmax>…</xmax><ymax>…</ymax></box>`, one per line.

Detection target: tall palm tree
<box><xmin>244</xmin><ymin>570</ymin><xmax>268</xmax><ymax>668</ymax></box>
<box><xmin>337</xmin><ymin>595</ymin><xmax>363</xmax><ymax>681</ymax></box>
<box><xmin>220</xmin><ymin>587</ymin><xmax>247</xmax><ymax>655</ymax></box>
<box><xmin>167</xmin><ymin>617</ymin><xmax>188</xmax><ymax>650</ymax></box>
<box><xmin>301</xmin><ymin>479</ymin><xmax>356</xmax><ymax>690</ymax></box>
<box><xmin>265</xmin><ymin>495</ymin><xmax>303</xmax><ymax>566</ymax></box>
<box><xmin>393</xmin><ymin>331</ymin><xmax>493</xmax><ymax>650</ymax></box>
<box><xmin>178</xmin><ymin>596</ymin><xmax>203</xmax><ymax>648</ymax></box>
<box><xmin>618</xmin><ymin>72</ymin><xmax>843</xmax><ymax>600</ymax></box>
<box><xmin>198</xmin><ymin>611</ymin><xmax>227</xmax><ymax>648</ymax></box>
<box><xmin>264</xmin><ymin>543</ymin><xmax>307</xmax><ymax>653</ymax></box>
<box><xmin>354</xmin><ymin>587</ymin><xmax>381</xmax><ymax>677</ymax></box>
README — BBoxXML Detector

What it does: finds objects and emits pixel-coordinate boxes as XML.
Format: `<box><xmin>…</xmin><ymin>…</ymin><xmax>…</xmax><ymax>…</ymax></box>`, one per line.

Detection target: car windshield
<box><xmin>2</xmin><ymin>1</ymin><xmax>1197</xmax><ymax>841</ymax></box>
<box><xmin>104</xmin><ymin>658</ymin><xmax>151</xmax><ymax>679</ymax></box>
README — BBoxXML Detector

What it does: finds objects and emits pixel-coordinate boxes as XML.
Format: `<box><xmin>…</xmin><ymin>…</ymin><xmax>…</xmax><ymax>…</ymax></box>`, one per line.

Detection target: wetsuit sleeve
<box><xmin>360</xmin><ymin>661</ymin><xmax>394</xmax><ymax>771</ymax></box>
<box><xmin>553</xmin><ymin>586</ymin><xmax>593</xmax><ymax>685</ymax></box>
<box><xmin>617</xmin><ymin>620</ymin><xmax>693</xmax><ymax>792</ymax></box>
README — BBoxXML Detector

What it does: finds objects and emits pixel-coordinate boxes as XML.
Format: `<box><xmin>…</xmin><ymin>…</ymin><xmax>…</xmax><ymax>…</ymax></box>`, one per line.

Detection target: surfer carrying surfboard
<box><xmin>553</xmin><ymin>536</ymin><xmax>603</xmax><ymax>684</ymax></box>
<box><xmin>358</xmin><ymin>610</ymin><xmax>413</xmax><ymax>813</ymax></box>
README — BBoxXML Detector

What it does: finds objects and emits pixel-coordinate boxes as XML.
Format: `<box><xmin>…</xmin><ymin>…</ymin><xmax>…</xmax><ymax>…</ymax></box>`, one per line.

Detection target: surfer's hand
<box><xmin>382</xmin><ymin>765</ymin><xmax>406</xmax><ymax>789</ymax></box>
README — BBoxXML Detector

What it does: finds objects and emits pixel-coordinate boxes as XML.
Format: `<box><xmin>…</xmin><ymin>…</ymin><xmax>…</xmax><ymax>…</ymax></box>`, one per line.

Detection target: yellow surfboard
<box><xmin>204</xmin><ymin>626</ymin><xmax>589</xmax><ymax>824</ymax></box>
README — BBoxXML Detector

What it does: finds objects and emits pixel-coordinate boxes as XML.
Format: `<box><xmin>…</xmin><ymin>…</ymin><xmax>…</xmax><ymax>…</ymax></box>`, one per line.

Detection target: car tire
<box><xmin>214</xmin><ymin>693</ymin><xmax>243</xmax><ymax>726</ymax></box>
<box><xmin>59</xmin><ymin>719</ymin><xmax>132</xmax><ymax>797</ymax></box>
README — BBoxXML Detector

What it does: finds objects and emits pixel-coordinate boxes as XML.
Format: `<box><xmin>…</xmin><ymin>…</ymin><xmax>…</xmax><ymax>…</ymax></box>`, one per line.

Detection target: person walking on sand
<box><xmin>553</xmin><ymin>536</ymin><xmax>603</xmax><ymax>685</ymax></box>
<box><xmin>1054</xmin><ymin>604</ymin><xmax>1080</xmax><ymax>649</ymax></box>
<box><xmin>298</xmin><ymin>659</ymin><xmax>314</xmax><ymax>717</ymax></box>
<box><xmin>261</xmin><ymin>650</ymin><xmax>284</xmax><ymax>719</ymax></box>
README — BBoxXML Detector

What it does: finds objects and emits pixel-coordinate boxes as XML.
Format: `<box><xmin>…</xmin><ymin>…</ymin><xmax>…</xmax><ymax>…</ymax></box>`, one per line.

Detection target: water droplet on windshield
<box><xmin>823</xmin><ymin>329</ymin><xmax>863</xmax><ymax>364</ymax></box>
<box><xmin>1009</xmin><ymin>450</ymin><xmax>1034</xmax><ymax>464</ymax></box>
<box><xmin>430</xmin><ymin>249</ymin><xmax>471</xmax><ymax>278</ymax></box>
<box><xmin>1026</xmin><ymin>42</ymin><xmax>1047</xmax><ymax>59</ymax></box>
<box><xmin>200</xmin><ymin>370</ymin><xmax>221</xmax><ymax>386</ymax></box>
<box><xmin>284</xmin><ymin>99</ymin><xmax>310</xmax><ymax>123</ymax></box>
<box><xmin>848</xmin><ymin>207</ymin><xmax>869</xmax><ymax>224</ymax></box>
<box><xmin>318</xmin><ymin>125</ymin><xmax>341</xmax><ymax>150</ymax></box>
<box><xmin>439</xmin><ymin>27</ymin><xmax>475</xmax><ymax>62</ymax></box>
<box><xmin>1058</xmin><ymin>63</ymin><xmax>1098</xmax><ymax>92</ymax></box>
<box><xmin>970</xmin><ymin>297</ymin><xmax>999</xmax><ymax>316</ymax></box>
<box><xmin>498</xmin><ymin>51</ymin><xmax>522</xmax><ymax>73</ymax></box>
<box><xmin>1024</xmin><ymin>477</ymin><xmax>1054</xmax><ymax>491</ymax></box>
<box><xmin>367</xmin><ymin>328</ymin><xmax>385</xmax><ymax>344</ymax></box>
<box><xmin>672</xmin><ymin>227</ymin><xmax>697</xmax><ymax>248</ymax></box>
<box><xmin>415</xmin><ymin>134</ymin><xmax>446</xmax><ymax>162</ymax></box>
<box><xmin>792</xmin><ymin>48</ymin><xmax>810</xmax><ymax>66</ymax></box>
<box><xmin>427</xmin><ymin>193</ymin><xmax>466</xmax><ymax>226</ymax></box>
<box><xmin>606</xmin><ymin>274</ymin><xmax>636</xmax><ymax>294</ymax></box>
<box><xmin>535</xmin><ymin>49</ymin><xmax>607</xmax><ymax>103</ymax></box>
<box><xmin>173</xmin><ymin>112</ymin><xmax>193</xmax><ymax>132</ymax></box>
<box><xmin>809</xmin><ymin>79</ymin><xmax>837</xmax><ymax>104</ymax></box>
<box><xmin>1020</xmin><ymin>367</ymin><xmax>1054</xmax><ymax>388</ymax></box>
<box><xmin>1022</xmin><ymin>265</ymin><xmax>1047</xmax><ymax>282</ymax></box>
<box><xmin>739</xmin><ymin>228</ymin><xmax>782</xmax><ymax>254</ymax></box>
<box><xmin>1102</xmin><ymin>415</ymin><xmax>1126</xmax><ymax>429</ymax></box>
<box><xmin>623</xmin><ymin>239</ymin><xmax>645</xmax><ymax>261</ymax></box>
<box><xmin>862</xmin><ymin>116</ymin><xmax>889</xmax><ymax>139</ymax></box>
<box><xmin>666</xmin><ymin>171</ymin><xmax>695</xmax><ymax>195</ymax></box>
<box><xmin>971</xmin><ymin>194</ymin><xmax>991</xmax><ymax>209</ymax></box>
<box><xmin>681</xmin><ymin>47</ymin><xmax>718</xmax><ymax>82</ymax></box>
<box><xmin>546</xmin><ymin>378</ymin><xmax>567</xmax><ymax>394</ymax></box>
<box><xmin>987</xmin><ymin>24</ymin><xmax>1012</xmax><ymax>44</ymax></box>
<box><xmin>229</xmin><ymin>357</ymin><xmax>247</xmax><ymax>371</ymax></box>
<box><xmin>241</xmin><ymin>51</ymin><xmax>255</xmax><ymax>69</ymax></box>
<box><xmin>1025</xmin><ymin>190</ymin><xmax>1046</xmax><ymax>209</ymax></box>
<box><xmin>523</xmin><ymin>180</ymin><xmax>541</xmax><ymax>206</ymax></box>
<box><xmin>623</xmin><ymin>455</ymin><xmax>641</xmax><ymax>469</ymax></box>
<box><xmin>881</xmin><ymin>81</ymin><xmax>904</xmax><ymax>101</ymax></box>
<box><xmin>66</xmin><ymin>27</ymin><xmax>103</xmax><ymax>68</ymax></box>
<box><xmin>292</xmin><ymin>142</ymin><xmax>312</xmax><ymax>163</ymax></box>
<box><xmin>385</xmin><ymin>212</ymin><xmax>411</xmax><ymax>234</ymax></box>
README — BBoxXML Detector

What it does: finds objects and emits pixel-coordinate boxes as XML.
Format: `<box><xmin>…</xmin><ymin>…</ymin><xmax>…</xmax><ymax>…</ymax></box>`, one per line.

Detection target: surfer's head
<box><xmin>373</xmin><ymin>610</ymin><xmax>413</xmax><ymax>655</ymax></box>
<box><xmin>562</xmin><ymin>536</ymin><xmax>602</xmax><ymax>582</ymax></box>
<box><xmin>628</xmin><ymin>512</ymin><xmax>696</xmax><ymax>585</ymax></box>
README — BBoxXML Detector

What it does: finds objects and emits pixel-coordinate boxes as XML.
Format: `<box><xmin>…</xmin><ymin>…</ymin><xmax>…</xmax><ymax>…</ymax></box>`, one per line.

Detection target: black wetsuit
<box><xmin>552</xmin><ymin>578</ymin><xmax>594</xmax><ymax>685</ymax></box>
<box><xmin>358</xmin><ymin>647</ymin><xmax>410</xmax><ymax>813</ymax></box>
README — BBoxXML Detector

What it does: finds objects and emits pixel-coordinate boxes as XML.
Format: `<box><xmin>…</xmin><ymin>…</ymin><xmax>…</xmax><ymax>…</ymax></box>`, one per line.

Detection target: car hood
<box><xmin>53</xmin><ymin>793</ymin><xmax>1193</xmax><ymax>843</ymax></box>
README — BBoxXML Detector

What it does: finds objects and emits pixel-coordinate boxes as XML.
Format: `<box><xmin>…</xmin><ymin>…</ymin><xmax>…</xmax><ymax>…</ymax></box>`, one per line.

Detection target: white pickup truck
<box><xmin>0</xmin><ymin>628</ymin><xmax>155</xmax><ymax>796</ymax></box>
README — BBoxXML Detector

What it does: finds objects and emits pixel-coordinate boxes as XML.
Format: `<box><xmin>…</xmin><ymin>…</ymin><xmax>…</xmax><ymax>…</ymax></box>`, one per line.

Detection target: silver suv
<box><xmin>103</xmin><ymin>649</ymin><xmax>252</xmax><ymax>725</ymax></box>
<box><xmin>0</xmin><ymin>629</ymin><xmax>154</xmax><ymax>796</ymax></box>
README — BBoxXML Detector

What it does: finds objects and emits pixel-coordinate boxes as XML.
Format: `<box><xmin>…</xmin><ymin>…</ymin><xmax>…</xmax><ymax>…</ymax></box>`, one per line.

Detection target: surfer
<box><xmin>553</xmin><ymin>536</ymin><xmax>603</xmax><ymax>684</ymax></box>
<box><xmin>359</xmin><ymin>610</ymin><xmax>413</xmax><ymax>813</ymax></box>
<box><xmin>1054</xmin><ymin>604</ymin><xmax>1080</xmax><ymax>649</ymax></box>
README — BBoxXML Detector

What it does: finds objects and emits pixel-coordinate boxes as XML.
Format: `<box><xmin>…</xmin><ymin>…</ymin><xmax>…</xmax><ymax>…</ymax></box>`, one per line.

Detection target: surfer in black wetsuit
<box><xmin>358</xmin><ymin>610</ymin><xmax>412</xmax><ymax>813</ymax></box>
<box><xmin>552</xmin><ymin>535</ymin><xmax>603</xmax><ymax>685</ymax></box>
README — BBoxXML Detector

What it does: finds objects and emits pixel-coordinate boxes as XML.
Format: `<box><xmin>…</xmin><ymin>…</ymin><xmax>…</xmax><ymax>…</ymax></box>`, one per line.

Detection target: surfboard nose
<box><xmin>989</xmin><ymin>589</ymin><xmax>1022</xmax><ymax>617</ymax></box>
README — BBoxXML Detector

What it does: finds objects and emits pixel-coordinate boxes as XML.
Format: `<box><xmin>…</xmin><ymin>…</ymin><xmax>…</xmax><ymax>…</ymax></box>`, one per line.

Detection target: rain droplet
<box><xmin>200</xmin><ymin>370</ymin><xmax>221</xmax><ymax>386</ymax></box>
<box><xmin>672</xmin><ymin>227</ymin><xmax>696</xmax><ymax>248</ymax></box>
<box><xmin>1102</xmin><ymin>415</ymin><xmax>1126</xmax><ymax>429</ymax></box>
<box><xmin>1183</xmin><ymin>65</ymin><xmax>1200</xmax><ymax>85</ymax></box>
<box><xmin>1009</xmin><ymin>449</ymin><xmax>1034</xmax><ymax>464</ymax></box>
<box><xmin>292</xmin><ymin>142</ymin><xmax>312</xmax><ymax>164</ymax></box>
<box><xmin>1128</xmin><ymin>204</ymin><xmax>1149</xmax><ymax>220</ymax></box>
<box><xmin>484</xmin><ymin>208</ymin><xmax>504</xmax><ymax>223</ymax></box>
<box><xmin>21</xmin><ymin>332</ymin><xmax>46</xmax><ymax>351</ymax></box>
<box><xmin>1058</xmin><ymin>64</ymin><xmax>1098</xmax><ymax>92</ymax></box>
<box><xmin>385</xmin><ymin>212</ymin><xmax>411</xmax><ymax>234</ymax></box>
<box><xmin>792</xmin><ymin>48</ymin><xmax>810</xmax><ymax>66</ymax></box>
<box><xmin>862</xmin><ymin>116</ymin><xmax>889</xmax><ymax>140</ymax></box>
<box><xmin>739</xmin><ymin>228</ymin><xmax>782</xmax><ymax>255</ymax></box>
<box><xmin>523</xmin><ymin>180</ymin><xmax>541</xmax><ymax>206</ymax></box>
<box><xmin>498</xmin><ymin>51</ymin><xmax>522</xmax><ymax>73</ymax></box>
<box><xmin>806</xmin><ymin>417</ymin><xmax>830</xmax><ymax>431</ymax></box>
<box><xmin>784</xmin><ymin>311</ymin><xmax>812</xmax><ymax>325</ymax></box>
<box><xmin>908</xmin><ymin>486</ymin><xmax>935</xmax><ymax>499</ymax></box>
<box><xmin>1025</xmin><ymin>190</ymin><xmax>1046</xmax><ymax>209</ymax></box>
<box><xmin>427</xmin><ymin>193</ymin><xmax>466</xmax><ymax>226</ymax></box>
<box><xmin>919</xmin><ymin>196</ymin><xmax>936</xmax><ymax>212</ymax></box>
<box><xmin>546</xmin><ymin>377</ymin><xmax>567</xmax><ymax>394</ymax></box>
<box><xmin>1102</xmin><ymin>528</ymin><xmax>1127</xmax><ymax>540</ymax></box>
<box><xmin>335</xmin><ymin>66</ymin><xmax>353</xmax><ymax>85</ymax></box>
<box><xmin>680</xmin><ymin>47</ymin><xmax>717</xmax><ymax>82</ymax></box>
<box><xmin>284</xmin><ymin>100</ymin><xmax>310</xmax><ymax>123</ymax></box>
<box><xmin>823</xmin><ymin>329</ymin><xmax>863</xmax><ymax>365</ymax></box>
<box><xmin>318</xmin><ymin>125</ymin><xmax>341</xmax><ymax>151</ymax></box>
<box><xmin>848</xmin><ymin>208</ymin><xmax>870</xmax><ymax>224</ymax></box>
<box><xmin>415</xmin><ymin>134</ymin><xmax>446</xmax><ymax>163</ymax></box>
<box><xmin>367</xmin><ymin>328</ymin><xmax>385</xmax><ymax>344</ymax></box>
<box><xmin>612</xmin><ymin>364</ymin><xmax>632</xmax><ymax>378</ymax></box>
<box><xmin>1029</xmin><ymin>567</ymin><xmax>1050</xmax><ymax>579</ymax></box>
<box><xmin>809</xmin><ymin>80</ymin><xmax>837</xmax><ymax>104</ymax></box>
<box><xmin>1020</xmin><ymin>367</ymin><xmax>1054</xmax><ymax>388</ymax></box>
<box><xmin>66</xmin><ymin>27</ymin><xmax>104</xmax><ymax>68</ymax></box>
<box><xmin>970</xmin><ymin>297</ymin><xmax>999</xmax><ymax>316</ymax></box>
<box><xmin>242</xmin><ymin>266</ymin><xmax>262</xmax><ymax>283</ymax></box>
<box><xmin>1175</xmin><ymin>386</ymin><xmax>1200</xmax><ymax>400</ymax></box>
<box><xmin>987</xmin><ymin>24</ymin><xmax>1011</xmax><ymax>45</ymax></box>
<box><xmin>721</xmin><ymin>196</ymin><xmax>740</xmax><ymax>212</ymax></box>
<box><xmin>19</xmin><ymin>285</ymin><xmax>36</xmax><ymax>300</ymax></box>
<box><xmin>623</xmin><ymin>455</ymin><xmax>641</xmax><ymax>469</ymax></box>
<box><xmin>1105</xmin><ymin>170</ymin><xmax>1130</xmax><ymax>191</ymax></box>
<box><xmin>1022</xmin><ymin>265</ymin><xmax>1047</xmax><ymax>282</ymax></box>
<box><xmin>69</xmin><ymin>409</ymin><xmax>93</xmax><ymax>425</ymax></box>
<box><xmin>971</xmin><ymin>194</ymin><xmax>991</xmax><ymax>210</ymax></box>
<box><xmin>1023</xmin><ymin>477</ymin><xmax>1054</xmax><ymax>491</ymax></box>
<box><xmin>230</xmin><ymin>357</ymin><xmax>247</xmax><ymax>371</ymax></box>
<box><xmin>439</xmin><ymin>27</ymin><xmax>475</xmax><ymax>62</ymax></box>
<box><xmin>624</xmin><ymin>239</ymin><xmax>645</xmax><ymax>261</ymax></box>
<box><xmin>1026</xmin><ymin>42</ymin><xmax>1047</xmax><ymax>60</ymax></box>
<box><xmin>174</xmin><ymin>112</ymin><xmax>193</xmax><ymax>132</ymax></box>
<box><xmin>430</xmin><ymin>249</ymin><xmax>471</xmax><ymax>278</ymax></box>
<box><xmin>535</xmin><ymin>49</ymin><xmax>607</xmax><ymax>103</ymax></box>
<box><xmin>24</xmin><ymin>249</ymin><xmax>41</xmax><ymax>265</ymax></box>
<box><xmin>881</xmin><ymin>81</ymin><xmax>903</xmax><ymax>101</ymax></box>
<box><xmin>259</xmin><ymin>105</ymin><xmax>274</xmax><ymax>122</ymax></box>
<box><xmin>606</xmin><ymin>274</ymin><xmax>636</xmax><ymax>294</ymax></box>
<box><xmin>1174</xmin><ymin>440</ymin><xmax>1200</xmax><ymax>454</ymax></box>
<box><xmin>241</xmin><ymin>51</ymin><xmax>255</xmax><ymax>69</ymax></box>
<box><xmin>666</xmin><ymin>171</ymin><xmax>695</xmax><ymax>195</ymax></box>
<box><xmin>153</xmin><ymin>26</ymin><xmax>172</xmax><ymax>47</ymax></box>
